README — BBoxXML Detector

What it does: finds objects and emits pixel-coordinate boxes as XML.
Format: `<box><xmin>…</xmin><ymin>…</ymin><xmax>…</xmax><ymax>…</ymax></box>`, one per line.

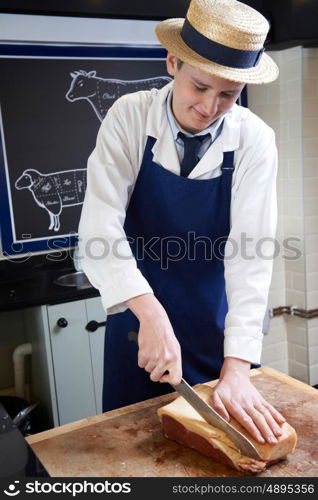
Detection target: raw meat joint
<box><xmin>157</xmin><ymin>384</ymin><xmax>297</xmax><ymax>473</ymax></box>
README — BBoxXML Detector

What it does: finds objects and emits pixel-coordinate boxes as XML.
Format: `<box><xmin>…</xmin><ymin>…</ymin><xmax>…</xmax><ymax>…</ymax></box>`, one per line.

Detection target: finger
<box><xmin>210</xmin><ymin>391</ymin><xmax>230</xmax><ymax>421</ymax></box>
<box><xmin>246</xmin><ymin>408</ymin><xmax>278</xmax><ymax>444</ymax></box>
<box><xmin>226</xmin><ymin>405</ymin><xmax>266</xmax><ymax>444</ymax></box>
<box><xmin>158</xmin><ymin>364</ymin><xmax>182</xmax><ymax>385</ymax></box>
<box><xmin>149</xmin><ymin>363</ymin><xmax>165</xmax><ymax>382</ymax></box>
<box><xmin>144</xmin><ymin>360</ymin><xmax>157</xmax><ymax>373</ymax></box>
<box><xmin>138</xmin><ymin>350</ymin><xmax>159</xmax><ymax>370</ymax></box>
<box><xmin>262</xmin><ymin>401</ymin><xmax>286</xmax><ymax>425</ymax></box>
<box><xmin>159</xmin><ymin>372</ymin><xmax>182</xmax><ymax>385</ymax></box>
<box><xmin>210</xmin><ymin>390</ymin><xmax>265</xmax><ymax>442</ymax></box>
<box><xmin>137</xmin><ymin>352</ymin><xmax>148</xmax><ymax>369</ymax></box>
<box><xmin>254</xmin><ymin>404</ymin><xmax>283</xmax><ymax>437</ymax></box>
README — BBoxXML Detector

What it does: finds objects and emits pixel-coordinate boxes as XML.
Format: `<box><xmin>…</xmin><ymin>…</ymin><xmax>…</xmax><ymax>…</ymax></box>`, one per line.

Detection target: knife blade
<box><xmin>128</xmin><ymin>330</ymin><xmax>261</xmax><ymax>460</ymax></box>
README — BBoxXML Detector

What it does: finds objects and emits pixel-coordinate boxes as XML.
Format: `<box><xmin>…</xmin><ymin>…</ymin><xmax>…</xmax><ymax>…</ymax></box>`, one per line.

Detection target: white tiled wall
<box><xmin>249</xmin><ymin>47</ymin><xmax>318</xmax><ymax>385</ymax></box>
<box><xmin>303</xmin><ymin>49</ymin><xmax>318</xmax><ymax>385</ymax></box>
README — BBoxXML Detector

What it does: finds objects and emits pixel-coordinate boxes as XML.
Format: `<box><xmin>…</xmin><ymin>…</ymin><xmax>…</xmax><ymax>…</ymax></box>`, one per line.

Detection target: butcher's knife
<box><xmin>128</xmin><ymin>330</ymin><xmax>261</xmax><ymax>460</ymax></box>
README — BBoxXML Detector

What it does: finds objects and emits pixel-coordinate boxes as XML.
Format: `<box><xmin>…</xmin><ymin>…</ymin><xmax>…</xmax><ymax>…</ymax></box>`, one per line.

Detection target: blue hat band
<box><xmin>181</xmin><ymin>18</ymin><xmax>265</xmax><ymax>69</ymax></box>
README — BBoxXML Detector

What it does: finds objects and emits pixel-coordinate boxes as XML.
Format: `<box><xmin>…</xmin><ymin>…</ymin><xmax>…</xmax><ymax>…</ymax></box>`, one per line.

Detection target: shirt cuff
<box><xmin>224</xmin><ymin>328</ymin><xmax>263</xmax><ymax>365</ymax></box>
<box><xmin>100</xmin><ymin>268</ymin><xmax>154</xmax><ymax>315</ymax></box>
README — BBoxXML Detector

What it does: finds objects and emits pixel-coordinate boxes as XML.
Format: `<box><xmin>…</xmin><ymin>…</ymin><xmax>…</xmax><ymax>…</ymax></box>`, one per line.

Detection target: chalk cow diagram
<box><xmin>65</xmin><ymin>70</ymin><xmax>171</xmax><ymax>122</ymax></box>
<box><xmin>15</xmin><ymin>168</ymin><xmax>87</xmax><ymax>232</ymax></box>
<box><xmin>15</xmin><ymin>69</ymin><xmax>170</xmax><ymax>232</ymax></box>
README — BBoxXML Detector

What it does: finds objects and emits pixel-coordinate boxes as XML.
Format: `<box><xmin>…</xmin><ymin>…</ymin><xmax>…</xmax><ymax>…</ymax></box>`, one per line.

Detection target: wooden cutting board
<box><xmin>27</xmin><ymin>367</ymin><xmax>318</xmax><ymax>477</ymax></box>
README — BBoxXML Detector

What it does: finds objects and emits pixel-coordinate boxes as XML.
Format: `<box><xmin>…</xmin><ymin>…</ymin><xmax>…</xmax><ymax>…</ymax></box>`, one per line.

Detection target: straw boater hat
<box><xmin>155</xmin><ymin>0</ymin><xmax>278</xmax><ymax>84</ymax></box>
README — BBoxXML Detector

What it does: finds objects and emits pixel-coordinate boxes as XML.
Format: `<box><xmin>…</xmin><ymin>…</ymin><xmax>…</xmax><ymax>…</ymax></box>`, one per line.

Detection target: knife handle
<box><xmin>128</xmin><ymin>331</ymin><xmax>169</xmax><ymax>375</ymax></box>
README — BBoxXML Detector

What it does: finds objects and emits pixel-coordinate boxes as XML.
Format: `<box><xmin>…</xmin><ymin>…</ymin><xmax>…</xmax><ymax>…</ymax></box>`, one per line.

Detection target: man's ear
<box><xmin>166</xmin><ymin>52</ymin><xmax>177</xmax><ymax>77</ymax></box>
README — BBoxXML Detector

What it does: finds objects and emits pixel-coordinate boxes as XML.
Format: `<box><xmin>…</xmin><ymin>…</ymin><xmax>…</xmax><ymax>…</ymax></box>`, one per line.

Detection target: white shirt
<box><xmin>78</xmin><ymin>81</ymin><xmax>278</xmax><ymax>365</ymax></box>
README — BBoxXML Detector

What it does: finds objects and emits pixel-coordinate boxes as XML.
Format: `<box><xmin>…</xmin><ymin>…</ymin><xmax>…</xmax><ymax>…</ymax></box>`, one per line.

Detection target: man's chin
<box><xmin>192</xmin><ymin>115</ymin><xmax>221</xmax><ymax>130</ymax></box>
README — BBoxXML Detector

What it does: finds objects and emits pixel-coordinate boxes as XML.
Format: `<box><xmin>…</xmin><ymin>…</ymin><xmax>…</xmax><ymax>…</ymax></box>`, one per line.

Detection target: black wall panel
<box><xmin>1</xmin><ymin>0</ymin><xmax>318</xmax><ymax>48</ymax></box>
<box><xmin>0</xmin><ymin>0</ymin><xmax>190</xmax><ymax>20</ymax></box>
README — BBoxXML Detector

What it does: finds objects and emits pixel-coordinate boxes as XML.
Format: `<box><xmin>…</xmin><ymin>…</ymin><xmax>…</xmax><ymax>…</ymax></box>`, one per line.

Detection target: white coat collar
<box><xmin>145</xmin><ymin>81</ymin><xmax>243</xmax><ymax>178</ymax></box>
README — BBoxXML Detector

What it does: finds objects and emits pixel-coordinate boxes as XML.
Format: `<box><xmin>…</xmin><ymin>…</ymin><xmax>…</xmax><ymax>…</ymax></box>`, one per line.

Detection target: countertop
<box><xmin>26</xmin><ymin>367</ymin><xmax>318</xmax><ymax>477</ymax></box>
<box><xmin>0</xmin><ymin>251</ymin><xmax>99</xmax><ymax>312</ymax></box>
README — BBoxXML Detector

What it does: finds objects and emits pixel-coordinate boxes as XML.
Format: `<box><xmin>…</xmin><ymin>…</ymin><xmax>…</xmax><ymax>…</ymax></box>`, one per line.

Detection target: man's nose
<box><xmin>201</xmin><ymin>94</ymin><xmax>219</xmax><ymax>116</ymax></box>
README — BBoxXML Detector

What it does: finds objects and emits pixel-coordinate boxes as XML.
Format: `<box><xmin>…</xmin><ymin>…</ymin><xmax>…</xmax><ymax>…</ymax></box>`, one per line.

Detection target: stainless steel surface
<box><xmin>171</xmin><ymin>378</ymin><xmax>261</xmax><ymax>460</ymax></box>
<box><xmin>54</xmin><ymin>271</ymin><xmax>92</xmax><ymax>289</ymax></box>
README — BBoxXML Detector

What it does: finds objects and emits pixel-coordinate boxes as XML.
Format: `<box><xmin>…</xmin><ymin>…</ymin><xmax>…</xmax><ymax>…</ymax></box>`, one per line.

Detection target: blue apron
<box><xmin>103</xmin><ymin>136</ymin><xmax>234</xmax><ymax>412</ymax></box>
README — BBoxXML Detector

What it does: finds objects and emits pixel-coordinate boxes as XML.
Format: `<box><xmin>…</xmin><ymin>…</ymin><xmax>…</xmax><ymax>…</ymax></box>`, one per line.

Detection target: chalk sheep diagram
<box><xmin>15</xmin><ymin>168</ymin><xmax>87</xmax><ymax>232</ymax></box>
<box><xmin>15</xmin><ymin>69</ymin><xmax>171</xmax><ymax>232</ymax></box>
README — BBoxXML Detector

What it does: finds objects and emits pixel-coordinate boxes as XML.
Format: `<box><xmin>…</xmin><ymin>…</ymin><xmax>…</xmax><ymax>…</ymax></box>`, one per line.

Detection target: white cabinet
<box><xmin>85</xmin><ymin>298</ymin><xmax>105</xmax><ymax>415</ymax></box>
<box><xmin>24</xmin><ymin>296</ymin><xmax>106</xmax><ymax>428</ymax></box>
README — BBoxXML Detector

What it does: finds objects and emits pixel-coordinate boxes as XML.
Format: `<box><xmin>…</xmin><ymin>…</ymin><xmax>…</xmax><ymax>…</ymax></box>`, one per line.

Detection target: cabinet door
<box><xmin>85</xmin><ymin>297</ymin><xmax>106</xmax><ymax>414</ymax></box>
<box><xmin>47</xmin><ymin>301</ymin><xmax>96</xmax><ymax>425</ymax></box>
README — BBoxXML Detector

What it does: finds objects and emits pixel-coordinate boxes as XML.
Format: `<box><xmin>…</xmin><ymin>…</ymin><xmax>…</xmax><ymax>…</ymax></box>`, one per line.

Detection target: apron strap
<box><xmin>142</xmin><ymin>136</ymin><xmax>156</xmax><ymax>164</ymax></box>
<box><xmin>221</xmin><ymin>150</ymin><xmax>235</xmax><ymax>172</ymax></box>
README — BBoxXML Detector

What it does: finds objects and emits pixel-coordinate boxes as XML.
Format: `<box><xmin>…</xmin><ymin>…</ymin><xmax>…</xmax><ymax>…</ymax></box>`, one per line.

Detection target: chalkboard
<box><xmin>0</xmin><ymin>0</ymin><xmax>190</xmax><ymax>19</ymax></box>
<box><xmin>0</xmin><ymin>44</ymin><xmax>170</xmax><ymax>255</ymax></box>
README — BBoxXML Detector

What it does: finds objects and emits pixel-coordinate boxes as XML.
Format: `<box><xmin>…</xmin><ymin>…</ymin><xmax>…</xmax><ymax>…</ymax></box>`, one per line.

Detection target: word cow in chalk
<box><xmin>66</xmin><ymin>70</ymin><xmax>171</xmax><ymax>122</ymax></box>
<box><xmin>15</xmin><ymin>169</ymin><xmax>87</xmax><ymax>232</ymax></box>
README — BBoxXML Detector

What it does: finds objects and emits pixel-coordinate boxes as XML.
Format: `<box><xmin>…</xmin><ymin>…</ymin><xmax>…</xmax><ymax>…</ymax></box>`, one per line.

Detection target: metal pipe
<box><xmin>12</xmin><ymin>342</ymin><xmax>32</xmax><ymax>399</ymax></box>
<box><xmin>271</xmin><ymin>306</ymin><xmax>318</xmax><ymax>319</ymax></box>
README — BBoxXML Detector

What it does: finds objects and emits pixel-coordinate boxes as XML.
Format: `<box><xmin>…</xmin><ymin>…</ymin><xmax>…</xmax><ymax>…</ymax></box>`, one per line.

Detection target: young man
<box><xmin>78</xmin><ymin>0</ymin><xmax>285</xmax><ymax>445</ymax></box>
